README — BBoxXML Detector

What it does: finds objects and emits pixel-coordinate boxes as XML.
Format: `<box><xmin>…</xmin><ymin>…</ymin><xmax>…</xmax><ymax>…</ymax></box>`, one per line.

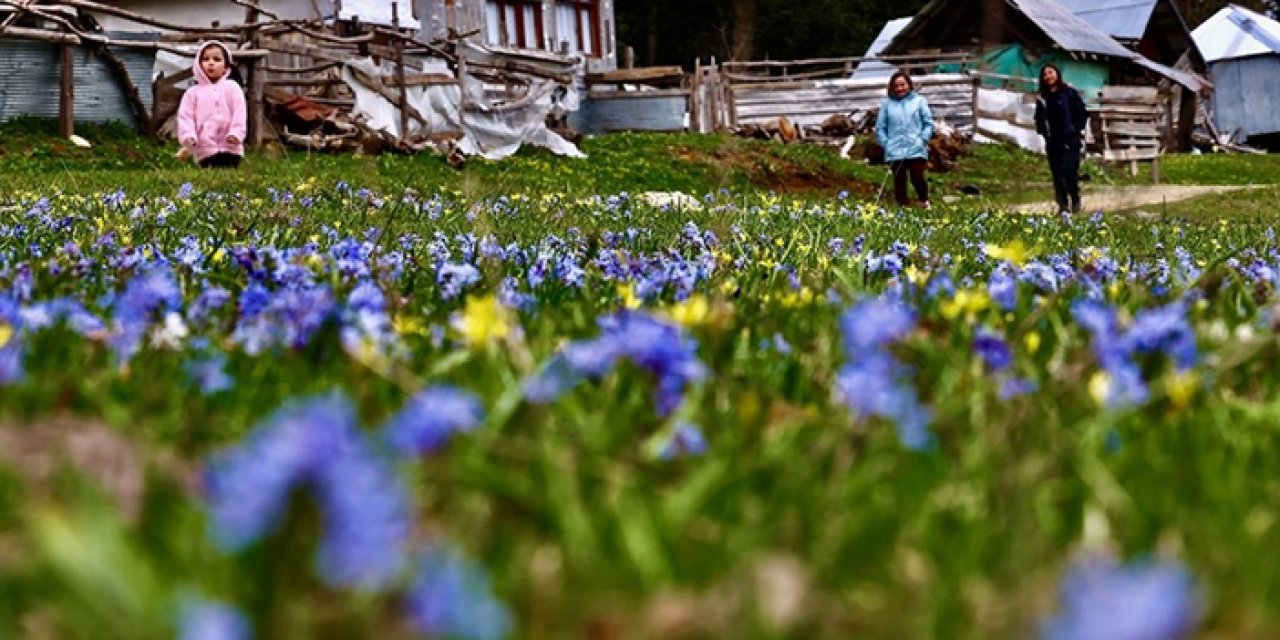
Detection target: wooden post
<box><xmin>690</xmin><ymin>58</ymin><xmax>701</xmax><ymax>133</ymax></box>
<box><xmin>393</xmin><ymin>3</ymin><xmax>409</xmax><ymax>141</ymax></box>
<box><xmin>624</xmin><ymin>45</ymin><xmax>635</xmax><ymax>70</ymax></box>
<box><xmin>970</xmin><ymin>74</ymin><xmax>980</xmax><ymax>137</ymax></box>
<box><xmin>456</xmin><ymin>54</ymin><xmax>468</xmax><ymax>139</ymax></box>
<box><xmin>244</xmin><ymin>0</ymin><xmax>267</xmax><ymax>147</ymax></box>
<box><xmin>59</xmin><ymin>43</ymin><xmax>74</xmax><ymax>138</ymax></box>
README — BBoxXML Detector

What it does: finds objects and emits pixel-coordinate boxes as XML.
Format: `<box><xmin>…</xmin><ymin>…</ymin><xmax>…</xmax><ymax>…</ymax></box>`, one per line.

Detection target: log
<box><xmin>90</xmin><ymin>44</ymin><xmax>151</xmax><ymax>131</ymax></box>
<box><xmin>0</xmin><ymin>23</ymin><xmax>79</xmax><ymax>44</ymax></box>
<box><xmin>55</xmin><ymin>0</ymin><xmax>241</xmax><ymax>36</ymax></box>
<box><xmin>586</xmin><ymin>66</ymin><xmax>684</xmax><ymax>86</ymax></box>
<box><xmin>347</xmin><ymin>66</ymin><xmax>431</xmax><ymax>128</ymax></box>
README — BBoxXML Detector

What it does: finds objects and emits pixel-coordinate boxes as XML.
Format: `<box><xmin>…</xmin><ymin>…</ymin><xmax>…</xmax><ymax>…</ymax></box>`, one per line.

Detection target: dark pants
<box><xmin>889</xmin><ymin>159</ymin><xmax>928</xmax><ymax>206</ymax></box>
<box><xmin>199</xmin><ymin>152</ymin><xmax>242</xmax><ymax>169</ymax></box>
<box><xmin>1046</xmin><ymin>140</ymin><xmax>1081</xmax><ymax>211</ymax></box>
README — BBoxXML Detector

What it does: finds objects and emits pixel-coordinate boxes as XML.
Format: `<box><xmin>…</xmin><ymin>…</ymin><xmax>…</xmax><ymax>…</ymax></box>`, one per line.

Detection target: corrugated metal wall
<box><xmin>0</xmin><ymin>34</ymin><xmax>156</xmax><ymax>126</ymax></box>
<box><xmin>1210</xmin><ymin>56</ymin><xmax>1280</xmax><ymax>139</ymax></box>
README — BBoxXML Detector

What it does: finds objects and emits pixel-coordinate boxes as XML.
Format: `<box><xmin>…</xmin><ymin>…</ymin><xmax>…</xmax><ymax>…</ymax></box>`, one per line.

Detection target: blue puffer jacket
<box><xmin>875</xmin><ymin>91</ymin><xmax>935</xmax><ymax>162</ymax></box>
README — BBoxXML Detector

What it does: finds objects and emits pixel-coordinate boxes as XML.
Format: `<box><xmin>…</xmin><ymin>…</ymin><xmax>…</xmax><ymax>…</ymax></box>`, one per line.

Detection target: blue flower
<box><xmin>203</xmin><ymin>395</ymin><xmax>411</xmax><ymax>591</ymax></box>
<box><xmin>525</xmin><ymin>312</ymin><xmax>706</xmax><ymax>417</ymax></box>
<box><xmin>658</xmin><ymin>422</ymin><xmax>708</xmax><ymax>459</ymax></box>
<box><xmin>1124</xmin><ymin>303</ymin><xmax>1196</xmax><ymax>371</ymax></box>
<box><xmin>836</xmin><ymin>298</ymin><xmax>933</xmax><ymax>450</ymax></box>
<box><xmin>383</xmin><ymin>386</ymin><xmax>485</xmax><ymax>455</ymax></box>
<box><xmin>179</xmin><ymin>596</ymin><xmax>252</xmax><ymax>640</ymax></box>
<box><xmin>186</xmin><ymin>353</ymin><xmax>233</xmax><ymax>395</ymax></box>
<box><xmin>839</xmin><ymin>298</ymin><xmax>915</xmax><ymax>354</ymax></box>
<box><xmin>999</xmin><ymin>377</ymin><xmax>1038</xmax><ymax>399</ymax></box>
<box><xmin>438</xmin><ymin>262</ymin><xmax>482</xmax><ymax>299</ymax></box>
<box><xmin>406</xmin><ymin>545</ymin><xmax>513</xmax><ymax>640</ymax></box>
<box><xmin>1042</xmin><ymin>554</ymin><xmax>1200</xmax><ymax>640</ymax></box>
<box><xmin>973</xmin><ymin>330</ymin><xmax>1014</xmax><ymax>372</ymax></box>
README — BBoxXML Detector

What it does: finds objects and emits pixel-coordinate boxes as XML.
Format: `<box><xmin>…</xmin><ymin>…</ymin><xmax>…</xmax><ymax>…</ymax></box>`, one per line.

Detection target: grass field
<box><xmin>3</xmin><ymin>119</ymin><xmax>1280</xmax><ymax>639</ymax></box>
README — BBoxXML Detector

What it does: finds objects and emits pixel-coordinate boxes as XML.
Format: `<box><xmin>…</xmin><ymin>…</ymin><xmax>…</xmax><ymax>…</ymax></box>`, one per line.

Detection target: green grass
<box><xmin>4</xmin><ymin>119</ymin><xmax>1280</xmax><ymax>639</ymax></box>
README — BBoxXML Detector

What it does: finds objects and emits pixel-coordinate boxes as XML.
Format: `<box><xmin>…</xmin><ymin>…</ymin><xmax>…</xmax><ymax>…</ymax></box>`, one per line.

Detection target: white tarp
<box><xmin>973</xmin><ymin>87</ymin><xmax>1045</xmax><ymax>153</ymax></box>
<box><xmin>342</xmin><ymin>56</ymin><xmax>585</xmax><ymax>160</ymax></box>
<box><xmin>335</xmin><ymin>0</ymin><xmax>421</xmax><ymax>28</ymax></box>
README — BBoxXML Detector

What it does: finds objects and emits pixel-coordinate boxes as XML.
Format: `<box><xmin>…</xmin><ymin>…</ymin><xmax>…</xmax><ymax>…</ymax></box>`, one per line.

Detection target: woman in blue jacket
<box><xmin>1033</xmin><ymin>63</ymin><xmax>1088</xmax><ymax>213</ymax></box>
<box><xmin>876</xmin><ymin>71</ymin><xmax>935</xmax><ymax>209</ymax></box>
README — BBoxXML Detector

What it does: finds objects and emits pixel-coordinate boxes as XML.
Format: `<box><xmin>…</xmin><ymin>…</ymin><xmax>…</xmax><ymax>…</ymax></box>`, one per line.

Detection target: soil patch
<box><xmin>673</xmin><ymin>143</ymin><xmax>878</xmax><ymax>196</ymax></box>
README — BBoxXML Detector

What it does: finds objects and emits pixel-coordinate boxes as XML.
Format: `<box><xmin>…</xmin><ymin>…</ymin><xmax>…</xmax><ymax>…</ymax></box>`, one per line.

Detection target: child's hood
<box><xmin>193</xmin><ymin>41</ymin><xmax>234</xmax><ymax>85</ymax></box>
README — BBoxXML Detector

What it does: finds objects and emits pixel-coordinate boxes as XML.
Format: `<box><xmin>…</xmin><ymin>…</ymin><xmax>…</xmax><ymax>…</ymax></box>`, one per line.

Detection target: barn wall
<box><xmin>1209</xmin><ymin>56</ymin><xmax>1280</xmax><ymax>138</ymax></box>
<box><xmin>0</xmin><ymin>36</ymin><xmax>156</xmax><ymax>126</ymax></box>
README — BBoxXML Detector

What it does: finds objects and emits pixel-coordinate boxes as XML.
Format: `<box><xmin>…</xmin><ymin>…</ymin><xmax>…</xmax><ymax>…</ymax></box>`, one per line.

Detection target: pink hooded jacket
<box><xmin>177</xmin><ymin>41</ymin><xmax>247</xmax><ymax>162</ymax></box>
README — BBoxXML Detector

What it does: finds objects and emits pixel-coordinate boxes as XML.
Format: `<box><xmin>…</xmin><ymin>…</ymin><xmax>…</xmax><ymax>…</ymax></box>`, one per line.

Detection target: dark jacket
<box><xmin>1034</xmin><ymin>85</ymin><xmax>1087</xmax><ymax>145</ymax></box>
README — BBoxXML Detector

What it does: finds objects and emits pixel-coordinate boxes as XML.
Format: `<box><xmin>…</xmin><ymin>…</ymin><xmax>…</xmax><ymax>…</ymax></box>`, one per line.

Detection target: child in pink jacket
<box><xmin>178</xmin><ymin>41</ymin><xmax>247</xmax><ymax>168</ymax></box>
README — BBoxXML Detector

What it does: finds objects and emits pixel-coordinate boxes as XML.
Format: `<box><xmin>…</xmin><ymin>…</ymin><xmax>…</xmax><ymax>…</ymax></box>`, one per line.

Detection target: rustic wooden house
<box><xmin>1192</xmin><ymin>4</ymin><xmax>1280</xmax><ymax>148</ymax></box>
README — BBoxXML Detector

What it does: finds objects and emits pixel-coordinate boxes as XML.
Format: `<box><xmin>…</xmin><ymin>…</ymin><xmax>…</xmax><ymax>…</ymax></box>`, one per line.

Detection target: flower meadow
<box><xmin>2</xmin><ymin>180</ymin><xmax>1280</xmax><ymax>639</ymax></box>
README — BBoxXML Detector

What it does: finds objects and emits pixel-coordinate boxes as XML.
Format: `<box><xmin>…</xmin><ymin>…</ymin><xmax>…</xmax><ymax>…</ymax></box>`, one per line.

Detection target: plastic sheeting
<box><xmin>342</xmin><ymin>56</ymin><xmax>586</xmax><ymax>160</ymax></box>
<box><xmin>974</xmin><ymin>87</ymin><xmax>1044</xmax><ymax>153</ymax></box>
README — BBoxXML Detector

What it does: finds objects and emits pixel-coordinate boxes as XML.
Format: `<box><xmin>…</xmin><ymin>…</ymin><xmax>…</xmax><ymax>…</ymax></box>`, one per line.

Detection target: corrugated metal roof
<box><xmin>1010</xmin><ymin>0</ymin><xmax>1137</xmax><ymax>57</ymax></box>
<box><xmin>1193</xmin><ymin>4</ymin><xmax>1280</xmax><ymax>62</ymax></box>
<box><xmin>1056</xmin><ymin>0</ymin><xmax>1157</xmax><ymax>40</ymax></box>
<box><xmin>852</xmin><ymin>17</ymin><xmax>913</xmax><ymax>79</ymax></box>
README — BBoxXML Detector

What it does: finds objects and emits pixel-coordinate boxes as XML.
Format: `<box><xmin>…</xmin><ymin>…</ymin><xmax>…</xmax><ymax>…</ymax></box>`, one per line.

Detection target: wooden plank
<box><xmin>1100</xmin><ymin>86</ymin><xmax>1160</xmax><ymax>101</ymax></box>
<box><xmin>586</xmin><ymin>66</ymin><xmax>684</xmax><ymax>85</ymax></box>
<box><xmin>1103</xmin><ymin>148</ymin><xmax>1159</xmax><ymax>161</ymax></box>
<box><xmin>1101</xmin><ymin>121</ymin><xmax>1160</xmax><ymax>136</ymax></box>
<box><xmin>587</xmin><ymin>89</ymin><xmax>691</xmax><ymax>100</ymax></box>
<box><xmin>722</xmin><ymin>52</ymin><xmax>974</xmax><ymax>70</ymax></box>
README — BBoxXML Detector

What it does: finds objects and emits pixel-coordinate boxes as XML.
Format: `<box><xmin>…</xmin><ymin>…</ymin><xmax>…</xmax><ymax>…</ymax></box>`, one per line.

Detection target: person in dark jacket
<box><xmin>876</xmin><ymin>71</ymin><xmax>935</xmax><ymax>209</ymax></box>
<box><xmin>1034</xmin><ymin>63</ymin><xmax>1089</xmax><ymax>213</ymax></box>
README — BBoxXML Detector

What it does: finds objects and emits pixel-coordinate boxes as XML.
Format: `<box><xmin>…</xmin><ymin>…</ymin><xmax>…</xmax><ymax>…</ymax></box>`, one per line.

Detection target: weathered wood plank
<box><xmin>1100</xmin><ymin>86</ymin><xmax>1160</xmax><ymax>101</ymax></box>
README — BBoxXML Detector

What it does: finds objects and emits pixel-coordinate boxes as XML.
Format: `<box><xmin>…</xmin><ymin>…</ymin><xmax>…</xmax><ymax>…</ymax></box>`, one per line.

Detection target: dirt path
<box><xmin>1011</xmin><ymin>185</ymin><xmax>1266</xmax><ymax>214</ymax></box>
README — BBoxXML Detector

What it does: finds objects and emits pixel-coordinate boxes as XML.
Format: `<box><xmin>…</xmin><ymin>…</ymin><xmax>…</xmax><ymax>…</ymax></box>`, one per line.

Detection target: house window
<box><xmin>484</xmin><ymin>1</ymin><xmax>544</xmax><ymax>49</ymax></box>
<box><xmin>554</xmin><ymin>0</ymin><xmax>599</xmax><ymax>56</ymax></box>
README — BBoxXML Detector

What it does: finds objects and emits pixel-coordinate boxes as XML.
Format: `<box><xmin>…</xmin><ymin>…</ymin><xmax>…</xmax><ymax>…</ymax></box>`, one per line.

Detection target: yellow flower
<box><xmin>983</xmin><ymin>240</ymin><xmax>1029</xmax><ymax>267</ymax></box>
<box><xmin>940</xmin><ymin>289</ymin><xmax>991</xmax><ymax>321</ymax></box>
<box><xmin>904</xmin><ymin>265</ymin><xmax>926</xmax><ymax>286</ymax></box>
<box><xmin>1166</xmin><ymin>372</ymin><xmax>1198</xmax><ymax>410</ymax></box>
<box><xmin>1024</xmin><ymin>331</ymin><xmax>1042</xmax><ymax>354</ymax></box>
<box><xmin>392</xmin><ymin>314</ymin><xmax>428</xmax><ymax>336</ymax></box>
<box><xmin>618</xmin><ymin>283</ymin><xmax>642</xmax><ymax>310</ymax></box>
<box><xmin>1089</xmin><ymin>371</ymin><xmax>1112</xmax><ymax>404</ymax></box>
<box><xmin>0</xmin><ymin>323</ymin><xmax>12</xmax><ymax>348</ymax></box>
<box><xmin>664</xmin><ymin>294</ymin><xmax>710</xmax><ymax>326</ymax></box>
<box><xmin>779</xmin><ymin>288</ymin><xmax>815</xmax><ymax>308</ymax></box>
<box><xmin>211</xmin><ymin>248</ymin><xmax>227</xmax><ymax>264</ymax></box>
<box><xmin>454</xmin><ymin>294</ymin><xmax>512</xmax><ymax>346</ymax></box>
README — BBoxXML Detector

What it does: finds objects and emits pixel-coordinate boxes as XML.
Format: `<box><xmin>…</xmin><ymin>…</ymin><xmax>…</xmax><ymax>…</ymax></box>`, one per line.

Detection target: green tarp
<box><xmin>940</xmin><ymin>44</ymin><xmax>1110</xmax><ymax>103</ymax></box>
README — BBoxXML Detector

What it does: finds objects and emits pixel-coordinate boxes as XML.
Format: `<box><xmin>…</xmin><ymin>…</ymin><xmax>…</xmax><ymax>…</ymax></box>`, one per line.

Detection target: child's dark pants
<box><xmin>200</xmin><ymin>153</ymin><xmax>242</xmax><ymax>169</ymax></box>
